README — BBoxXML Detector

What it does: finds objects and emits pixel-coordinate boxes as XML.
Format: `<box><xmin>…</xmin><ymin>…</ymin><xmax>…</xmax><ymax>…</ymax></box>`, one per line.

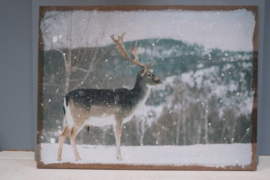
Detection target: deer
<box><xmin>57</xmin><ymin>33</ymin><xmax>162</xmax><ymax>161</ymax></box>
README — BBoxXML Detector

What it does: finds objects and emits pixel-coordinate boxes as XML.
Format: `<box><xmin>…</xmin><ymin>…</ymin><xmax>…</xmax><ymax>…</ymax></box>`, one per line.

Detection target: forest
<box><xmin>41</xmin><ymin>37</ymin><xmax>254</xmax><ymax>147</ymax></box>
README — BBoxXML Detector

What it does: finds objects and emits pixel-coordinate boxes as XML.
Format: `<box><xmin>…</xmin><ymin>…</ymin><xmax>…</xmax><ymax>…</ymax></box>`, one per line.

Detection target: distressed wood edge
<box><xmin>39</xmin><ymin>5</ymin><xmax>258</xmax><ymax>13</ymax></box>
<box><xmin>37</xmin><ymin>5</ymin><xmax>258</xmax><ymax>171</ymax></box>
<box><xmin>251</xmin><ymin>5</ymin><xmax>258</xmax><ymax>168</ymax></box>
<box><xmin>37</xmin><ymin>144</ymin><xmax>257</xmax><ymax>170</ymax></box>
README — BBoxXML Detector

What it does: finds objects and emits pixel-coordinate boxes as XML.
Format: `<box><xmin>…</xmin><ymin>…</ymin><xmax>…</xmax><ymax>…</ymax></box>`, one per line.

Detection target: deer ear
<box><xmin>139</xmin><ymin>68</ymin><xmax>146</xmax><ymax>77</ymax></box>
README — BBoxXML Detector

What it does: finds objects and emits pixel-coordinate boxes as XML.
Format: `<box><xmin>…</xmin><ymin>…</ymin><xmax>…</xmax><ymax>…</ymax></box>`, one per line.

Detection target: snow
<box><xmin>52</xmin><ymin>36</ymin><xmax>58</xmax><ymax>43</ymax></box>
<box><xmin>134</xmin><ymin>105</ymin><xmax>164</xmax><ymax>126</ymax></box>
<box><xmin>41</xmin><ymin>9</ymin><xmax>255</xmax><ymax>52</ymax></box>
<box><xmin>41</xmin><ymin>143</ymin><xmax>252</xmax><ymax>168</ymax></box>
<box><xmin>150</xmin><ymin>62</ymin><xmax>254</xmax><ymax>119</ymax></box>
<box><xmin>50</xmin><ymin>138</ymin><xmax>55</xmax><ymax>144</ymax></box>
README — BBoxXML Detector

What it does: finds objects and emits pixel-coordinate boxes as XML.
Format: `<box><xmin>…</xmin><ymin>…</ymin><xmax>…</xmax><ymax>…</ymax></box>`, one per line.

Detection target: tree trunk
<box><xmin>140</xmin><ymin>120</ymin><xmax>145</xmax><ymax>146</ymax></box>
<box><xmin>64</xmin><ymin>48</ymin><xmax>72</xmax><ymax>94</ymax></box>
<box><xmin>136</xmin><ymin>119</ymin><xmax>145</xmax><ymax>146</ymax></box>
<box><xmin>197</xmin><ymin>123</ymin><xmax>201</xmax><ymax>144</ymax></box>
<box><xmin>176</xmin><ymin>114</ymin><xmax>180</xmax><ymax>145</ymax></box>
<box><xmin>64</xmin><ymin>11</ymin><xmax>73</xmax><ymax>94</ymax></box>
<box><xmin>182</xmin><ymin>107</ymin><xmax>186</xmax><ymax>145</ymax></box>
<box><xmin>204</xmin><ymin>105</ymin><xmax>209</xmax><ymax>144</ymax></box>
<box><xmin>102</xmin><ymin>127</ymin><xmax>106</xmax><ymax>145</ymax></box>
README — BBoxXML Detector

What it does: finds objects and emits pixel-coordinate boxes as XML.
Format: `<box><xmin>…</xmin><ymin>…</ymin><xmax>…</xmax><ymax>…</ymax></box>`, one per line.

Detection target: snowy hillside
<box><xmin>41</xmin><ymin>143</ymin><xmax>252</xmax><ymax>168</ymax></box>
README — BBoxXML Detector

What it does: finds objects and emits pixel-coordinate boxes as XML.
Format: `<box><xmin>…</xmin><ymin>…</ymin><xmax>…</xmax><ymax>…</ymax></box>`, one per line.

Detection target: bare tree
<box><xmin>41</xmin><ymin>11</ymin><xmax>108</xmax><ymax>95</ymax></box>
<box><xmin>136</xmin><ymin>118</ymin><xmax>147</xmax><ymax>146</ymax></box>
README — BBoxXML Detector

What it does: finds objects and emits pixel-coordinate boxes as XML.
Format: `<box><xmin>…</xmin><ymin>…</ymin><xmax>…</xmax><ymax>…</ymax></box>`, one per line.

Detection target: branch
<box><xmin>51</xmin><ymin>45</ymin><xmax>68</xmax><ymax>70</ymax></box>
<box><xmin>78</xmin><ymin>67</ymin><xmax>88</xmax><ymax>72</ymax></box>
<box><xmin>76</xmin><ymin>47</ymin><xmax>82</xmax><ymax>65</ymax></box>
<box><xmin>40</xmin><ymin>12</ymin><xmax>59</xmax><ymax>33</ymax></box>
<box><xmin>74</xmin><ymin>47</ymin><xmax>98</xmax><ymax>89</ymax></box>
<box><xmin>136</xmin><ymin>120</ymin><xmax>142</xmax><ymax>136</ymax></box>
<box><xmin>43</xmin><ymin>83</ymin><xmax>63</xmax><ymax>88</ymax></box>
<box><xmin>77</xmin><ymin>47</ymin><xmax>88</xmax><ymax>67</ymax></box>
<box><xmin>44</xmin><ymin>70</ymin><xmax>55</xmax><ymax>83</ymax></box>
<box><xmin>240</xmin><ymin>129</ymin><xmax>250</xmax><ymax>143</ymax></box>
<box><xmin>69</xmin><ymin>78</ymin><xmax>84</xmax><ymax>82</ymax></box>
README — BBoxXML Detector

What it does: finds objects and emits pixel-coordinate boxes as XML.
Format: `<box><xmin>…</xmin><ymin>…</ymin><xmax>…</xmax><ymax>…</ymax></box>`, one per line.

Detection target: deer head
<box><xmin>111</xmin><ymin>33</ymin><xmax>162</xmax><ymax>87</ymax></box>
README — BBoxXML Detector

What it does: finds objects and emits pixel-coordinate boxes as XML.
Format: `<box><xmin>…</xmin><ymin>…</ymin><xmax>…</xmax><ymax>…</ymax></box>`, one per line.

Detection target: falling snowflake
<box><xmin>52</xmin><ymin>36</ymin><xmax>58</xmax><ymax>43</ymax></box>
<box><xmin>50</xmin><ymin>138</ymin><xmax>55</xmax><ymax>144</ymax></box>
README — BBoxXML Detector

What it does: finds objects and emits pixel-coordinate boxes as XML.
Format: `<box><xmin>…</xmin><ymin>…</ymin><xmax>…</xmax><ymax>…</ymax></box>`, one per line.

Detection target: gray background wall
<box><xmin>0</xmin><ymin>0</ymin><xmax>269</xmax><ymax>157</ymax></box>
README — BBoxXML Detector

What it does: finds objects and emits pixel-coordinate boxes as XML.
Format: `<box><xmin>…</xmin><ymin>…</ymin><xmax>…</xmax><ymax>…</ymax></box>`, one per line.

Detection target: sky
<box><xmin>41</xmin><ymin>9</ymin><xmax>256</xmax><ymax>52</ymax></box>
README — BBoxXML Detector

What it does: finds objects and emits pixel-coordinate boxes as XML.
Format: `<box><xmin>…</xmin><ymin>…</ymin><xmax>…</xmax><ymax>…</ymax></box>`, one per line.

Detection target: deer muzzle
<box><xmin>155</xmin><ymin>80</ymin><xmax>162</xmax><ymax>85</ymax></box>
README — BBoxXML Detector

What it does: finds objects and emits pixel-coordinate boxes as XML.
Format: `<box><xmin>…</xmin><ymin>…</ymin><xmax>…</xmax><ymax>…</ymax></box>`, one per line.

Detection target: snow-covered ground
<box><xmin>41</xmin><ymin>143</ymin><xmax>252</xmax><ymax>168</ymax></box>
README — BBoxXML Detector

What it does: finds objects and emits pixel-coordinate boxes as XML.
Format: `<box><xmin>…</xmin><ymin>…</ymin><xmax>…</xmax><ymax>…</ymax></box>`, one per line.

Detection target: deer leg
<box><xmin>114</xmin><ymin>119</ymin><xmax>123</xmax><ymax>161</ymax></box>
<box><xmin>69</xmin><ymin>125</ymin><xmax>83</xmax><ymax>161</ymax></box>
<box><xmin>57</xmin><ymin>126</ymin><xmax>70</xmax><ymax>161</ymax></box>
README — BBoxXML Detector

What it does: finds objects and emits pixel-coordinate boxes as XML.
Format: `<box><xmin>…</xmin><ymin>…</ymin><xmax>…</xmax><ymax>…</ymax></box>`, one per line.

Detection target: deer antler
<box><xmin>110</xmin><ymin>33</ymin><xmax>155</xmax><ymax>69</ymax></box>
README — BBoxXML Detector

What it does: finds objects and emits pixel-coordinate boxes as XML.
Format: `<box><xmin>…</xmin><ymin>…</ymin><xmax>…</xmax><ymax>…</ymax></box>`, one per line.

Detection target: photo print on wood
<box><xmin>37</xmin><ymin>6</ymin><xmax>258</xmax><ymax>170</ymax></box>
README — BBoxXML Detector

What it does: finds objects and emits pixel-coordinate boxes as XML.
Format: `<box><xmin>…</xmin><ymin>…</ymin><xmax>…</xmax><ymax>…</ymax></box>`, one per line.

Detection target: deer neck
<box><xmin>129</xmin><ymin>75</ymin><xmax>150</xmax><ymax>109</ymax></box>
